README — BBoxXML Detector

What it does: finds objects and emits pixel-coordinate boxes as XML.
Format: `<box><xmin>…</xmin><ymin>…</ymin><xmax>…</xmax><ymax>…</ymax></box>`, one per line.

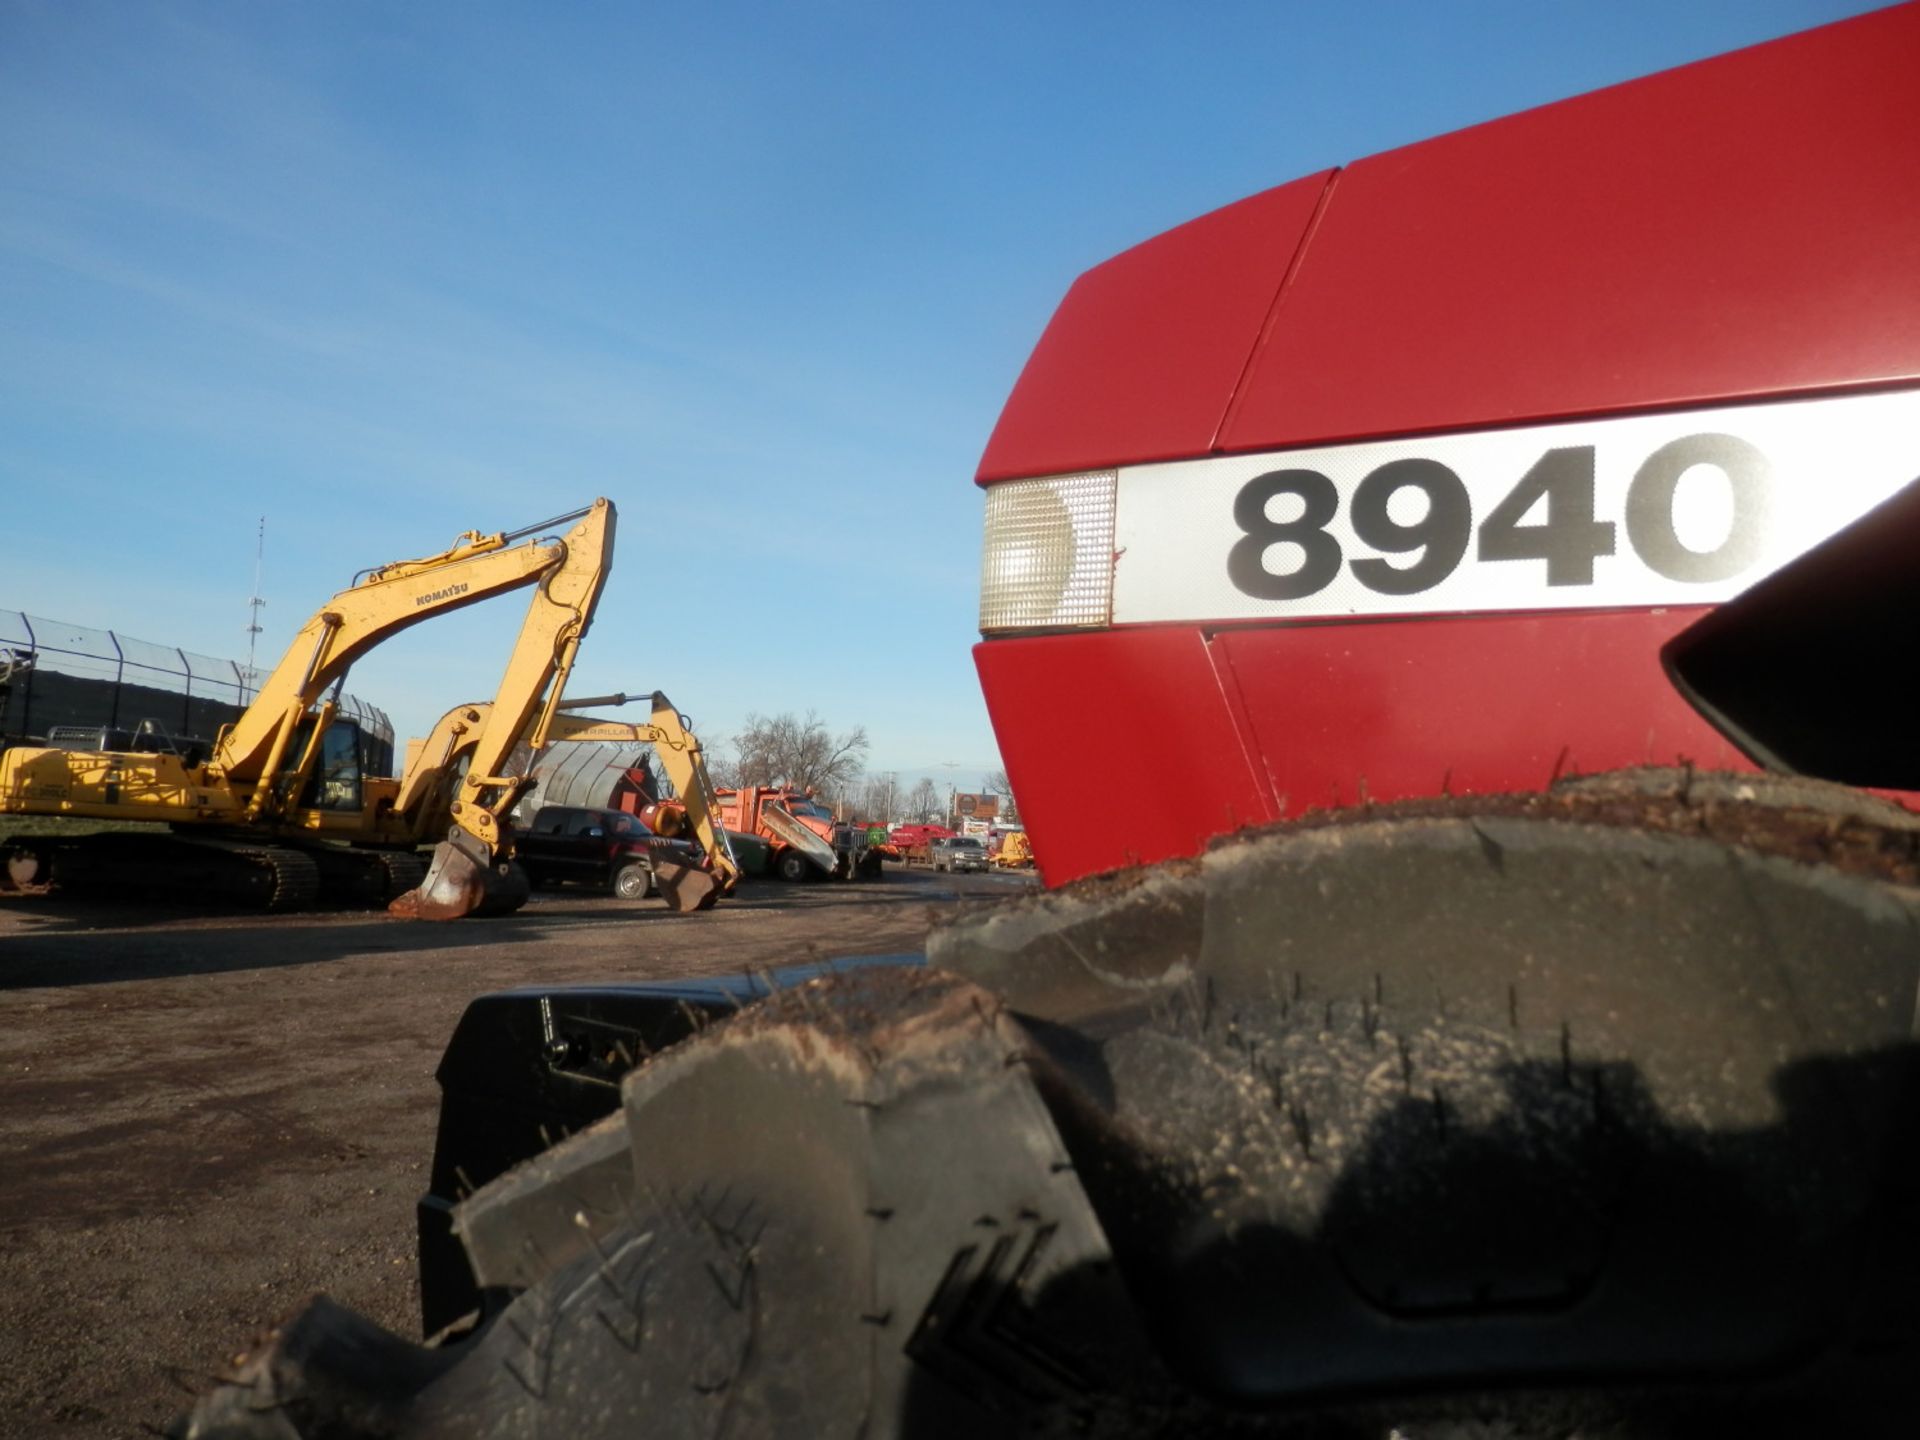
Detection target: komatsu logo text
<box><xmin>415</xmin><ymin>583</ymin><xmax>470</xmax><ymax>607</ymax></box>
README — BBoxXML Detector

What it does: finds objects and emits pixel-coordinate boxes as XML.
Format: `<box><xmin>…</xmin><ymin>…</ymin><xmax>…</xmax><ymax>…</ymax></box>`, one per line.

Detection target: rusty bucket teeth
<box><xmin>390</xmin><ymin>830</ymin><xmax>526</xmax><ymax>921</ymax></box>
<box><xmin>651</xmin><ymin>859</ymin><xmax>721</xmax><ymax>913</ymax></box>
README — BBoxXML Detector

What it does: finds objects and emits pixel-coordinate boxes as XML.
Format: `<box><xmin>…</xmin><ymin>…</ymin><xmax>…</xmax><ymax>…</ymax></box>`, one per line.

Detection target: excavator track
<box><xmin>371</xmin><ymin>849</ymin><xmax>429</xmax><ymax>900</ymax></box>
<box><xmin>302</xmin><ymin>845</ymin><xmax>433</xmax><ymax>906</ymax></box>
<box><xmin>198</xmin><ymin>840</ymin><xmax>323</xmax><ymax>911</ymax></box>
<box><xmin>8</xmin><ymin>830</ymin><xmax>431</xmax><ymax>912</ymax></box>
<box><xmin>50</xmin><ymin>832</ymin><xmax>322</xmax><ymax>911</ymax></box>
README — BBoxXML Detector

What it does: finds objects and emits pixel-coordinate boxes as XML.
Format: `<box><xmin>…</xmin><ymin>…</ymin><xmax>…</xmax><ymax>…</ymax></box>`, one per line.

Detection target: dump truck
<box><xmin>184</xmin><ymin>9</ymin><xmax>1920</xmax><ymax>1435</ymax></box>
<box><xmin>717</xmin><ymin>783</ymin><xmax>884</xmax><ymax>879</ymax></box>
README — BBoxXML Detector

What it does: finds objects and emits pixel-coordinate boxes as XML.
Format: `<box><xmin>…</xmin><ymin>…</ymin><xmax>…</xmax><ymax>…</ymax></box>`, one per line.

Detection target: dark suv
<box><xmin>515</xmin><ymin>806</ymin><xmax>700</xmax><ymax>899</ymax></box>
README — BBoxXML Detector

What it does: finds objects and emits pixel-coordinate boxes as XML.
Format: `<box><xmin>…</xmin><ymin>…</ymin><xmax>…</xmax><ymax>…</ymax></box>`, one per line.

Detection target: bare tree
<box><xmin>986</xmin><ymin>768</ymin><xmax>1021</xmax><ymax>826</ymax></box>
<box><xmin>705</xmin><ymin>749</ymin><xmax>742</xmax><ymax>790</ymax></box>
<box><xmin>904</xmin><ymin>776</ymin><xmax>940</xmax><ymax>822</ymax></box>
<box><xmin>729</xmin><ymin>710</ymin><xmax>869</xmax><ymax>793</ymax></box>
<box><xmin>852</xmin><ymin>774</ymin><xmax>895</xmax><ymax>822</ymax></box>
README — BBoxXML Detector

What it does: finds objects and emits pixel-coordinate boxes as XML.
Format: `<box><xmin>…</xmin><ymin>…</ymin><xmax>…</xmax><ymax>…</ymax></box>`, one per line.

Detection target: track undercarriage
<box><xmin>0</xmin><ymin>828</ymin><xmax>433</xmax><ymax>912</ymax></box>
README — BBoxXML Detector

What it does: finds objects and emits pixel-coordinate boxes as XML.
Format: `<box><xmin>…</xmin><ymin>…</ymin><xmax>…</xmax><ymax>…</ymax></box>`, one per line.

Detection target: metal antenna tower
<box><xmin>245</xmin><ymin>516</ymin><xmax>267</xmax><ymax>695</ymax></box>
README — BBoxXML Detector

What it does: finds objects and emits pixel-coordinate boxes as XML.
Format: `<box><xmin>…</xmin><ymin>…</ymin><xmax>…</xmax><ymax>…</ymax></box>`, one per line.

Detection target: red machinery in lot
<box><xmin>886</xmin><ymin>821</ymin><xmax>954</xmax><ymax>866</ymax></box>
<box><xmin>186</xmin><ymin>11</ymin><xmax>1920</xmax><ymax>1437</ymax></box>
<box><xmin>972</xmin><ymin>3</ymin><xmax>1920</xmax><ymax>886</ymax></box>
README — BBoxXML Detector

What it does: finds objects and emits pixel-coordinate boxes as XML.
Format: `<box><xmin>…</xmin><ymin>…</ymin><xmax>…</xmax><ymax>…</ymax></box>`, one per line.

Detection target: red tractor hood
<box><xmin>979</xmin><ymin>4</ymin><xmax>1920</xmax><ymax>486</ymax></box>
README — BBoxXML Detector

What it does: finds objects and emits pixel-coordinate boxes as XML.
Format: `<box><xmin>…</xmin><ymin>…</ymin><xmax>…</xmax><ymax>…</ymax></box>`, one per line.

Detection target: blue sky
<box><xmin>0</xmin><ymin>0</ymin><xmax>1880</xmax><ymax>796</ymax></box>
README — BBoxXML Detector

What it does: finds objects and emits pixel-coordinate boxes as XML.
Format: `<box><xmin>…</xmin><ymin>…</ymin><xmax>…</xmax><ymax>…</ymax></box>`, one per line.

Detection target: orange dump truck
<box><xmin>715</xmin><ymin>785</ymin><xmax>884</xmax><ymax>881</ymax></box>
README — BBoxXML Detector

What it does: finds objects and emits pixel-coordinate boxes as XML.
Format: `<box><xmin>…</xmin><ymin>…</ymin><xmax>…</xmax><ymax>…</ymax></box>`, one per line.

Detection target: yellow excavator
<box><xmin>392</xmin><ymin>691</ymin><xmax>742</xmax><ymax>913</ymax></box>
<box><xmin>0</xmin><ymin>500</ymin><xmax>616</xmax><ymax>919</ymax></box>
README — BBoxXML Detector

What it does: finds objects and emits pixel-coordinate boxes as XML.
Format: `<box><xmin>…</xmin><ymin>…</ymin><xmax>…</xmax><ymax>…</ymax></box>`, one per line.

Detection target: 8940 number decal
<box><xmin>1109</xmin><ymin>390</ymin><xmax>1918</xmax><ymax>626</ymax></box>
<box><xmin>1227</xmin><ymin>435</ymin><xmax>1770</xmax><ymax>600</ymax></box>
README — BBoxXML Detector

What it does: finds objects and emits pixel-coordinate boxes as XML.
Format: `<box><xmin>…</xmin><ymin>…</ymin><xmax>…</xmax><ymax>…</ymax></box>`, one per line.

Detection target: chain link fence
<box><xmin>0</xmin><ymin>609</ymin><xmax>393</xmax><ymax>770</ymax></box>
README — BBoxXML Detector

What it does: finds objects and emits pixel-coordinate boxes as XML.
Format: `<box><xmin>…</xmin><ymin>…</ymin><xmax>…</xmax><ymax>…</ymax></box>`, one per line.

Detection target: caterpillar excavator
<box><xmin>393</xmin><ymin>691</ymin><xmax>742</xmax><ymax>913</ymax></box>
<box><xmin>0</xmin><ymin>500</ymin><xmax>616</xmax><ymax>919</ymax></box>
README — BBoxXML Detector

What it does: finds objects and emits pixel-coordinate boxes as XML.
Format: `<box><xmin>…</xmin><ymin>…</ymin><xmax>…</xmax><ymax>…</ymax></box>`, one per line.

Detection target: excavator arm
<box><xmin>393</xmin><ymin>691</ymin><xmax>740</xmax><ymax>913</ymax></box>
<box><xmin>211</xmin><ymin>503</ymin><xmax>613</xmax><ymax>812</ymax></box>
<box><xmin>388</xmin><ymin>502</ymin><xmax>617</xmax><ymax>919</ymax></box>
<box><xmin>546</xmin><ymin>695</ymin><xmax>742</xmax><ymax>901</ymax></box>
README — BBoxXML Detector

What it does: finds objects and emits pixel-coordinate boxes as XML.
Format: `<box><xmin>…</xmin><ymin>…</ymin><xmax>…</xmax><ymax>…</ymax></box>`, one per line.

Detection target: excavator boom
<box><xmin>395</xmin><ymin>690</ymin><xmax>740</xmax><ymax>913</ymax></box>
<box><xmin>211</xmin><ymin>506</ymin><xmax>598</xmax><ymax>800</ymax></box>
<box><xmin>545</xmin><ymin>695</ymin><xmax>741</xmax><ymax>911</ymax></box>
<box><xmin>391</xmin><ymin>502</ymin><xmax>617</xmax><ymax>920</ymax></box>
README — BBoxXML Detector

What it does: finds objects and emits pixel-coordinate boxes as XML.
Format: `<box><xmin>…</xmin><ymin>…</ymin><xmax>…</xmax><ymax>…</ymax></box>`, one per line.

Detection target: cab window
<box><xmin>292</xmin><ymin>720</ymin><xmax>364</xmax><ymax>812</ymax></box>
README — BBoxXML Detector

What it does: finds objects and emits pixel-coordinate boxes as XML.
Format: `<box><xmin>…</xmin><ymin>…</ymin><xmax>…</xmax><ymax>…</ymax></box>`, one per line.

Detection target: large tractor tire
<box><xmin>180</xmin><ymin>770</ymin><xmax>1920</xmax><ymax>1438</ymax></box>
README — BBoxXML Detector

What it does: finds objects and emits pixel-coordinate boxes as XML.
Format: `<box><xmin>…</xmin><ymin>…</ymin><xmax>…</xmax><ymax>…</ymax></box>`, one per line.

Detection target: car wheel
<box><xmin>610</xmin><ymin>862</ymin><xmax>651</xmax><ymax>901</ymax></box>
<box><xmin>776</xmin><ymin>848</ymin><xmax>812</xmax><ymax>883</ymax></box>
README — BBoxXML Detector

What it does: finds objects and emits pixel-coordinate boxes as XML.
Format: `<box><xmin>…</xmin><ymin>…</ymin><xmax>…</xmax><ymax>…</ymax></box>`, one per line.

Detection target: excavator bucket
<box><xmin>649</xmin><ymin>857</ymin><xmax>721</xmax><ymax>913</ymax></box>
<box><xmin>390</xmin><ymin>829</ymin><xmax>531</xmax><ymax>920</ymax></box>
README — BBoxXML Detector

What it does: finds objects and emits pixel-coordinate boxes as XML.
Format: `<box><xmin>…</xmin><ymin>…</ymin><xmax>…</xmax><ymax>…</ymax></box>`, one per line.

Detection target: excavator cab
<box><xmin>288</xmin><ymin>716</ymin><xmax>370</xmax><ymax>813</ymax></box>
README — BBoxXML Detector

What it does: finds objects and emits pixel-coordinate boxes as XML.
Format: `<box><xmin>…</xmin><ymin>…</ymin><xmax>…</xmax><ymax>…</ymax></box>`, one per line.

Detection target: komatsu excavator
<box><xmin>0</xmin><ymin>500</ymin><xmax>615</xmax><ymax>919</ymax></box>
<box><xmin>393</xmin><ymin>691</ymin><xmax>742</xmax><ymax>913</ymax></box>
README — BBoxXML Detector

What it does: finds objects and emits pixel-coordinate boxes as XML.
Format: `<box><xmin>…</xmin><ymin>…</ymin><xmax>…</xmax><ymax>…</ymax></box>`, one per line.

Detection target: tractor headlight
<box><xmin>978</xmin><ymin>470</ymin><xmax>1116</xmax><ymax>634</ymax></box>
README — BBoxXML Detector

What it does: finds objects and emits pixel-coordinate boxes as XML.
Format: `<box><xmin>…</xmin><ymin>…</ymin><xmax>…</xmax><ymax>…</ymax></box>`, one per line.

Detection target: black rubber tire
<box><xmin>469</xmin><ymin>859</ymin><xmax>532</xmax><ymax>917</ymax></box>
<box><xmin>775</xmin><ymin>848</ymin><xmax>812</xmax><ymax>883</ymax></box>
<box><xmin>610</xmin><ymin>861</ymin><xmax>651</xmax><ymax>901</ymax></box>
<box><xmin>180</xmin><ymin>773</ymin><xmax>1920</xmax><ymax>1438</ymax></box>
<box><xmin>923</xmin><ymin>773</ymin><xmax>1920</xmax><ymax>1431</ymax></box>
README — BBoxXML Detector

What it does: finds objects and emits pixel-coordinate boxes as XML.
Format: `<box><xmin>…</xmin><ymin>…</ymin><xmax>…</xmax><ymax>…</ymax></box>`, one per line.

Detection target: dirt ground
<box><xmin>0</xmin><ymin>866</ymin><xmax>1032</xmax><ymax>1439</ymax></box>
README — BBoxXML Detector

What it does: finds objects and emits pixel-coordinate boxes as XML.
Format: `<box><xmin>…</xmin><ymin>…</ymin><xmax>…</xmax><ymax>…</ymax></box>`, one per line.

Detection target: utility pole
<box><xmin>939</xmin><ymin>760</ymin><xmax>962</xmax><ymax>828</ymax></box>
<box><xmin>244</xmin><ymin>516</ymin><xmax>267</xmax><ymax>699</ymax></box>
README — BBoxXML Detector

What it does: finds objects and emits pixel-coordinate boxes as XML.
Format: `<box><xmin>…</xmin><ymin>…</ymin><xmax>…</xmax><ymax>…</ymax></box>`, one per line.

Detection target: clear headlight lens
<box><xmin>978</xmin><ymin>470</ymin><xmax>1117</xmax><ymax>633</ymax></box>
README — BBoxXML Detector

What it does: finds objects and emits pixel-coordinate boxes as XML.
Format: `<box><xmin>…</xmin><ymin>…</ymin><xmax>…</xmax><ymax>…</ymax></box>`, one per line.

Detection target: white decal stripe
<box><xmin>1110</xmin><ymin>389</ymin><xmax>1920</xmax><ymax>625</ymax></box>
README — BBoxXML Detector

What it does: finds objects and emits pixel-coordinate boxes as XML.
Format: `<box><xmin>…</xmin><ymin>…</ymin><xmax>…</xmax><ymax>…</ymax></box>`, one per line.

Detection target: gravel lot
<box><xmin>0</xmin><ymin>866</ymin><xmax>1032</xmax><ymax>1439</ymax></box>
